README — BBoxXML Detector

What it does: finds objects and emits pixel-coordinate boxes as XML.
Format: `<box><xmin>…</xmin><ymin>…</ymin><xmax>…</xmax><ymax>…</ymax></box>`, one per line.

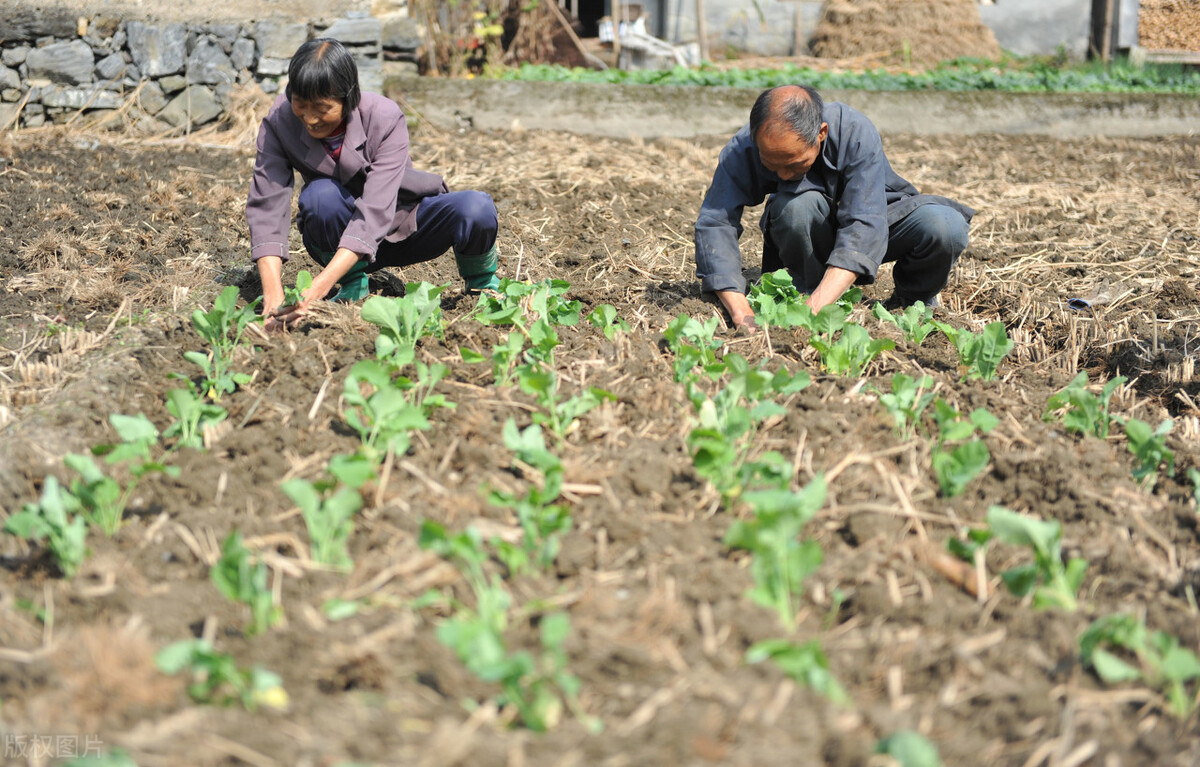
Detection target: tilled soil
<box><xmin>0</xmin><ymin>116</ymin><xmax>1199</xmax><ymax>767</ymax></box>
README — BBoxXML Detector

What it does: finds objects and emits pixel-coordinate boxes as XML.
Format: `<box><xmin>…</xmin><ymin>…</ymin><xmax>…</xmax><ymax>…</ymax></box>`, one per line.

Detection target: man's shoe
<box><xmin>884</xmin><ymin>291</ymin><xmax>940</xmax><ymax>311</ymax></box>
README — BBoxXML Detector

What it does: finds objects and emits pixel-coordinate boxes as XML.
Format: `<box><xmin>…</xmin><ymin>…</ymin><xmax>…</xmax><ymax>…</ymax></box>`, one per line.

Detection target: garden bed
<box><xmin>0</xmin><ymin>120</ymin><xmax>1198</xmax><ymax>766</ymax></box>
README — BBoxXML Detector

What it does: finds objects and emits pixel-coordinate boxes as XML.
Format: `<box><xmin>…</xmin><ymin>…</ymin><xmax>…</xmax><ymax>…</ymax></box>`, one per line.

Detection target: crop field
<box><xmin>1</xmin><ymin>117</ymin><xmax>1199</xmax><ymax>766</ymax></box>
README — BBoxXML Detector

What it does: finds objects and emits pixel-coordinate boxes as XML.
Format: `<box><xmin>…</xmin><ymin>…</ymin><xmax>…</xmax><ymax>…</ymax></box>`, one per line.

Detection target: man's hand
<box><xmin>805</xmin><ymin>266</ymin><xmax>858</xmax><ymax>313</ymax></box>
<box><xmin>715</xmin><ymin>289</ymin><xmax>758</xmax><ymax>335</ymax></box>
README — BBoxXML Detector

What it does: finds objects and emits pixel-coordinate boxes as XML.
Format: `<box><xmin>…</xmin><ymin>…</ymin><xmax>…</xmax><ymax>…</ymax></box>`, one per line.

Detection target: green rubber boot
<box><xmin>454</xmin><ymin>245</ymin><xmax>500</xmax><ymax>292</ymax></box>
<box><xmin>312</xmin><ymin>250</ymin><xmax>370</xmax><ymax>303</ymax></box>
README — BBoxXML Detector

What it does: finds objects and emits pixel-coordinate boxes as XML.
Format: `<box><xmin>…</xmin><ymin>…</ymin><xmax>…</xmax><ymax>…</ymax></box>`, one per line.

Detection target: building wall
<box><xmin>659</xmin><ymin>0</ymin><xmax>1094</xmax><ymax>61</ymax></box>
<box><xmin>979</xmin><ymin>0</ymin><xmax>1094</xmax><ymax>59</ymax></box>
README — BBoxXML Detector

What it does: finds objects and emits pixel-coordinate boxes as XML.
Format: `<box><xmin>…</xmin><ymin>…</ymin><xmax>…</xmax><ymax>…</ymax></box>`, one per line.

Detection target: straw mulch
<box><xmin>1138</xmin><ymin>0</ymin><xmax>1200</xmax><ymax>52</ymax></box>
<box><xmin>811</xmin><ymin>0</ymin><xmax>1002</xmax><ymax>66</ymax></box>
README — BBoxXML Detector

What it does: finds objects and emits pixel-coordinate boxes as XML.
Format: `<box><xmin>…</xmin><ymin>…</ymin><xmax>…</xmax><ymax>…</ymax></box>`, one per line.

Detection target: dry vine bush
<box><xmin>0</xmin><ymin>101</ymin><xmax>1199</xmax><ymax>767</ymax></box>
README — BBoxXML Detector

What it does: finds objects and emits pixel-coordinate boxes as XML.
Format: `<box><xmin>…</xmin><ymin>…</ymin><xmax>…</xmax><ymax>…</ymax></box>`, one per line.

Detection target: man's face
<box><xmin>756</xmin><ymin>122</ymin><xmax>829</xmax><ymax>181</ymax></box>
<box><xmin>292</xmin><ymin>96</ymin><xmax>345</xmax><ymax>139</ymax></box>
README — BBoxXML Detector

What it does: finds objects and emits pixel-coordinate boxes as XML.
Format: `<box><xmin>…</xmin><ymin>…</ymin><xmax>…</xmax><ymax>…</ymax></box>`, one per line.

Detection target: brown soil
<box><xmin>0</xmin><ymin>107</ymin><xmax>1199</xmax><ymax>766</ymax></box>
<box><xmin>812</xmin><ymin>0</ymin><xmax>1002</xmax><ymax>65</ymax></box>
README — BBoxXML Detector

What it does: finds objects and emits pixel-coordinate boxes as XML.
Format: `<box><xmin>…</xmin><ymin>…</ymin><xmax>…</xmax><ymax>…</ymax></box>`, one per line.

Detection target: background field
<box><xmin>1</xmin><ymin>113</ymin><xmax>1199</xmax><ymax>765</ymax></box>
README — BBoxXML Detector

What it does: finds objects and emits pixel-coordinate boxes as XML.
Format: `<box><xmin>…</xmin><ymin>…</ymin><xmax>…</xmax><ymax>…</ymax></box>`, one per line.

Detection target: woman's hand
<box><xmin>264</xmin><ymin>248</ymin><xmax>358</xmax><ymax>331</ymax></box>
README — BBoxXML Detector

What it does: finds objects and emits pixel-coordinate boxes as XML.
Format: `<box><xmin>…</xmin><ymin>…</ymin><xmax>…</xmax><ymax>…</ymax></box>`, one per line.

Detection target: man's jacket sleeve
<box><xmin>825</xmin><ymin>116</ymin><xmax>889</xmax><ymax>280</ymax></box>
<box><xmin>694</xmin><ymin>129</ymin><xmax>766</xmax><ymax>295</ymax></box>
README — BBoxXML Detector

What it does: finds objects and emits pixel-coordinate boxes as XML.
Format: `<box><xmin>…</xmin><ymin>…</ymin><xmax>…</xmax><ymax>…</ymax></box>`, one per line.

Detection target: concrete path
<box><xmin>388</xmin><ymin>77</ymin><xmax>1200</xmax><ymax>139</ymax></box>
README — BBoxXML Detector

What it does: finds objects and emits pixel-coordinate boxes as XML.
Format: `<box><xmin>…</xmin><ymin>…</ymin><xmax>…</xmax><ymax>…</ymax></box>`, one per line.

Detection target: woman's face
<box><xmin>291</xmin><ymin>96</ymin><xmax>344</xmax><ymax>139</ymax></box>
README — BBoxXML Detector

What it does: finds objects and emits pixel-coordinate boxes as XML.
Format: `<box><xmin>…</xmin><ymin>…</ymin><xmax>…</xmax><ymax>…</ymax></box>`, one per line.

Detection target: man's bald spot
<box><xmin>758</xmin><ymin>85</ymin><xmax>815</xmax><ymax>143</ymax></box>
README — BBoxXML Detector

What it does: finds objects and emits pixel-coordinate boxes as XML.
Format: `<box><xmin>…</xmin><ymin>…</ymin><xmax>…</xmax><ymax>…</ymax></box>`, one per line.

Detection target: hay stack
<box><xmin>811</xmin><ymin>0</ymin><xmax>1001</xmax><ymax>66</ymax></box>
<box><xmin>1138</xmin><ymin>0</ymin><xmax>1200</xmax><ymax>51</ymax></box>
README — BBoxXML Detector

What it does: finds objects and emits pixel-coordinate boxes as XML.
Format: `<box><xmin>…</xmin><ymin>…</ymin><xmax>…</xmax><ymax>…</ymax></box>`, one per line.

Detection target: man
<box><xmin>694</xmin><ymin>85</ymin><xmax>973</xmax><ymax>332</ymax></box>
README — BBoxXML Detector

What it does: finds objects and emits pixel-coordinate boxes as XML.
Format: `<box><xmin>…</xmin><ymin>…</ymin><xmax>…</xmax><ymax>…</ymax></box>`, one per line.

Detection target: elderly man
<box><xmin>694</xmin><ymin>85</ymin><xmax>974</xmax><ymax>332</ymax></box>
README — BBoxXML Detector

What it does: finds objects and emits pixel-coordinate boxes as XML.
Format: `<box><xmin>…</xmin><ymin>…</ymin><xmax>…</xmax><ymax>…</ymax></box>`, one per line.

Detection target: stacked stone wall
<box><xmin>0</xmin><ymin>9</ymin><xmax>423</xmax><ymax>131</ymax></box>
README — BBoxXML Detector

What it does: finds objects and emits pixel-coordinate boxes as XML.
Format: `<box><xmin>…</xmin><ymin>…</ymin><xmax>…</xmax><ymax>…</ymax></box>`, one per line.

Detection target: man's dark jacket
<box><xmin>694</xmin><ymin>101</ymin><xmax>974</xmax><ymax>294</ymax></box>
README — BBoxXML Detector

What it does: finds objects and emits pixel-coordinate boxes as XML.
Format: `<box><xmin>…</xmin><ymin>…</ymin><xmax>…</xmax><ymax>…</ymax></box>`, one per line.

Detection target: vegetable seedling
<box><xmin>663</xmin><ymin>314</ymin><xmax>725</xmax><ymax>382</ymax></box>
<box><xmin>1042</xmin><ymin>371</ymin><xmax>1127</xmax><ymax>439</ymax></box>
<box><xmin>872</xmin><ymin>300</ymin><xmax>939</xmax><ymax>344</ymax></box>
<box><xmin>746</xmin><ymin>638</ymin><xmax>848</xmax><ymax>704</ymax></box>
<box><xmin>875</xmin><ymin>731</ymin><xmax>943</xmax><ymax>767</ymax></box>
<box><xmin>930</xmin><ymin>400</ymin><xmax>997</xmax><ymax>498</ymax></box>
<box><xmin>586</xmin><ymin>303</ymin><xmax>630</xmax><ymax>339</ymax></box>
<box><xmin>4</xmin><ymin>476</ymin><xmax>88</xmax><ymax>578</ymax></box>
<box><xmin>877</xmin><ymin>373</ymin><xmax>936</xmax><ymax>438</ymax></box>
<box><xmin>1080</xmin><ymin>613</ymin><xmax>1200</xmax><ymax>718</ymax></box>
<box><xmin>211</xmin><ymin>531</ymin><xmax>281</xmax><ymax>635</ymax></box>
<box><xmin>360</xmin><ymin>282</ymin><xmax>446</xmax><ymax>370</ymax></box>
<box><xmin>747</xmin><ymin>269</ymin><xmax>815</xmax><ymax>329</ymax></box>
<box><xmin>933</xmin><ymin>320</ymin><xmax>1014</xmax><ymax>381</ymax></box>
<box><xmin>186</xmin><ymin>285</ymin><xmax>261</xmax><ymax>400</ymax></box>
<box><xmin>1123</xmin><ymin>417</ymin><xmax>1175</xmax><ymax>488</ymax></box>
<box><xmin>163</xmin><ymin>386</ymin><xmax>228</xmax><ymax>450</ymax></box>
<box><xmin>515</xmin><ymin>363</ymin><xmax>615</xmax><ymax>440</ymax></box>
<box><xmin>724</xmin><ymin>476</ymin><xmax>827</xmax><ymax>630</ymax></box>
<box><xmin>342</xmin><ymin>359</ymin><xmax>429</xmax><ymax>464</ymax></box>
<box><xmin>155</xmin><ymin>638</ymin><xmax>288</xmax><ymax>711</ymax></box>
<box><xmin>488</xmin><ymin>420</ymin><xmax>572</xmax><ymax>574</ymax></box>
<box><xmin>280</xmin><ymin>477</ymin><xmax>362</xmax><ymax>572</ymax></box>
<box><xmin>986</xmin><ymin>505</ymin><xmax>1086</xmax><ymax>611</ymax></box>
<box><xmin>807</xmin><ymin>322</ymin><xmax>895</xmax><ymax>377</ymax></box>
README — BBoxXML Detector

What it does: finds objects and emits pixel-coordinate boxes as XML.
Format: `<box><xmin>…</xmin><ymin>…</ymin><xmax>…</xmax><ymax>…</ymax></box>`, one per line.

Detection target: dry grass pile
<box><xmin>811</xmin><ymin>0</ymin><xmax>1001</xmax><ymax>66</ymax></box>
<box><xmin>1138</xmin><ymin>0</ymin><xmax>1200</xmax><ymax>51</ymax></box>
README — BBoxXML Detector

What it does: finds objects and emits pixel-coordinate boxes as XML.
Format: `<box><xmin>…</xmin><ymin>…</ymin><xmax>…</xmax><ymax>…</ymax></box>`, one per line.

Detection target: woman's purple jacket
<box><xmin>245</xmin><ymin>91</ymin><xmax>448</xmax><ymax>264</ymax></box>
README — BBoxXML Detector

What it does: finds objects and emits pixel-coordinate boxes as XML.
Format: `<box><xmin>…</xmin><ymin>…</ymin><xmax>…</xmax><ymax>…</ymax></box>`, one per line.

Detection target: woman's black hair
<box><xmin>285</xmin><ymin>38</ymin><xmax>361</xmax><ymax>113</ymax></box>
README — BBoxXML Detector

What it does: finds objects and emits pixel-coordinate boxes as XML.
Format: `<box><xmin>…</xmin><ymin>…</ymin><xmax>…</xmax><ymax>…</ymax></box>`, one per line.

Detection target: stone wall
<box><xmin>0</xmin><ymin>9</ymin><xmax>423</xmax><ymax>131</ymax></box>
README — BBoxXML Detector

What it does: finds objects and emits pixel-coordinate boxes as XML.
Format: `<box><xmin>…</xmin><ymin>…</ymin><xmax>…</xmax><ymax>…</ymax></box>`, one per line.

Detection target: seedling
<box><xmin>186</xmin><ymin>285</ymin><xmax>260</xmax><ymax>400</ymax></box>
<box><xmin>930</xmin><ymin>400</ymin><xmax>997</xmax><ymax>497</ymax></box>
<box><xmin>342</xmin><ymin>359</ymin><xmax>429</xmax><ymax>463</ymax></box>
<box><xmin>746</xmin><ymin>638</ymin><xmax>847</xmax><ymax>704</ymax></box>
<box><xmin>663</xmin><ymin>314</ymin><xmax>725</xmax><ymax>382</ymax></box>
<box><xmin>461</xmin><ymin>331</ymin><xmax>526</xmax><ymax>387</ymax></box>
<box><xmin>475</xmin><ymin>279</ymin><xmax>582</xmax><ymax>328</ymax></box>
<box><xmin>1080</xmin><ymin>613</ymin><xmax>1200</xmax><ymax>718</ymax></box>
<box><xmin>807</xmin><ymin>322</ymin><xmax>895</xmax><ymax>377</ymax></box>
<box><xmin>280</xmin><ymin>477</ymin><xmax>362</xmax><ymax>572</ymax></box>
<box><xmin>4</xmin><ymin>476</ymin><xmax>88</xmax><ymax>578</ymax></box>
<box><xmin>872</xmin><ymin>300</ymin><xmax>939</xmax><ymax>344</ymax></box>
<box><xmin>687</xmin><ymin>355</ymin><xmax>809</xmax><ymax>504</ymax></box>
<box><xmin>68</xmin><ymin>414</ymin><xmax>177</xmax><ymax>535</ymax></box>
<box><xmin>488</xmin><ymin>420</ymin><xmax>571</xmax><ymax>573</ymax></box>
<box><xmin>360</xmin><ymin>282</ymin><xmax>446</xmax><ymax>369</ymax></box>
<box><xmin>1190</xmin><ymin>468</ymin><xmax>1200</xmax><ymax>509</ymax></box>
<box><xmin>163</xmin><ymin>386</ymin><xmax>228</xmax><ymax>450</ymax></box>
<box><xmin>155</xmin><ymin>638</ymin><xmax>288</xmax><ymax>711</ymax></box>
<box><xmin>986</xmin><ymin>505</ymin><xmax>1086</xmax><ymax>611</ymax></box>
<box><xmin>515</xmin><ymin>363</ymin><xmax>614</xmax><ymax>439</ymax></box>
<box><xmin>586</xmin><ymin>303</ymin><xmax>630</xmax><ymax>339</ymax></box>
<box><xmin>282</xmin><ymin>269</ymin><xmax>313</xmax><ymax>307</ymax></box>
<box><xmin>724</xmin><ymin>476</ymin><xmax>827</xmax><ymax>630</ymax></box>
<box><xmin>1123</xmin><ymin>417</ymin><xmax>1175</xmax><ymax>487</ymax></box>
<box><xmin>419</xmin><ymin>521</ymin><xmax>596</xmax><ymax>731</ymax></box>
<box><xmin>747</xmin><ymin>269</ymin><xmax>814</xmax><ymax>328</ymax></box>
<box><xmin>875</xmin><ymin>731</ymin><xmax>943</xmax><ymax>767</ymax></box>
<box><xmin>211</xmin><ymin>531</ymin><xmax>281</xmax><ymax>635</ymax></box>
<box><xmin>877</xmin><ymin>373</ymin><xmax>936</xmax><ymax>438</ymax></box>
<box><xmin>932</xmin><ymin>320</ymin><xmax>1013</xmax><ymax>381</ymax></box>
<box><xmin>64</xmin><ymin>453</ymin><xmax>135</xmax><ymax>536</ymax></box>
<box><xmin>1042</xmin><ymin>372</ymin><xmax>1127</xmax><ymax>439</ymax></box>
<box><xmin>394</xmin><ymin>360</ymin><xmax>457</xmax><ymax>416</ymax></box>
<box><xmin>524</xmin><ymin>317</ymin><xmax>561</xmax><ymax>365</ymax></box>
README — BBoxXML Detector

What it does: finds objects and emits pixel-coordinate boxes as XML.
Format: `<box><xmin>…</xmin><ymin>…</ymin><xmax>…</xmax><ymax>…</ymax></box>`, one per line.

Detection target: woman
<box><xmin>246</xmin><ymin>38</ymin><xmax>500</xmax><ymax>331</ymax></box>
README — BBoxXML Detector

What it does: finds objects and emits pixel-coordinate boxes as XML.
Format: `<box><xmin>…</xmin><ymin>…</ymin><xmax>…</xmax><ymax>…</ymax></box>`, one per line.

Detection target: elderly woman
<box><xmin>247</xmin><ymin>38</ymin><xmax>499</xmax><ymax>330</ymax></box>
